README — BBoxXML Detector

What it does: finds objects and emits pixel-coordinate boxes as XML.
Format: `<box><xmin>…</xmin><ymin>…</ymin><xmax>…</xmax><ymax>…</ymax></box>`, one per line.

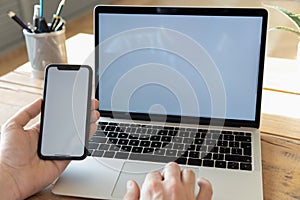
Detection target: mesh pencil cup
<box><xmin>23</xmin><ymin>28</ymin><xmax>68</xmax><ymax>79</ymax></box>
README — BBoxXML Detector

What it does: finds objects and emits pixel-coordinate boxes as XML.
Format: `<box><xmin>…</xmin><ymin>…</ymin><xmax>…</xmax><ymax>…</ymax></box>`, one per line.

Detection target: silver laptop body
<box><xmin>53</xmin><ymin>5</ymin><xmax>268</xmax><ymax>200</ymax></box>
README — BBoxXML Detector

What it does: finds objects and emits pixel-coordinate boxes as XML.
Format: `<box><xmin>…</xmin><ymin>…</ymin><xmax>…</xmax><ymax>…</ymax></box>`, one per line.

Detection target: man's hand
<box><xmin>0</xmin><ymin>98</ymin><xmax>100</xmax><ymax>200</ymax></box>
<box><xmin>123</xmin><ymin>162</ymin><xmax>213</xmax><ymax>200</ymax></box>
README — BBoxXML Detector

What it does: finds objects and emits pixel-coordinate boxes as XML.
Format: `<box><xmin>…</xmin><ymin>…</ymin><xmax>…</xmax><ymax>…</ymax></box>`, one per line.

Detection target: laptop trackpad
<box><xmin>112</xmin><ymin>161</ymin><xmax>200</xmax><ymax>198</ymax></box>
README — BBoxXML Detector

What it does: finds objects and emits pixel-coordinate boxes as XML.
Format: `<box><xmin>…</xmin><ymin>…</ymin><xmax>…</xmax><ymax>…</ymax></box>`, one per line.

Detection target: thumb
<box><xmin>123</xmin><ymin>180</ymin><xmax>140</xmax><ymax>200</ymax></box>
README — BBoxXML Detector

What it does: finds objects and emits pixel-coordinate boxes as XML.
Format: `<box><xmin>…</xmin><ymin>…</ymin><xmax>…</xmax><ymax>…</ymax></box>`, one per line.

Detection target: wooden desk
<box><xmin>0</xmin><ymin>34</ymin><xmax>299</xmax><ymax>200</ymax></box>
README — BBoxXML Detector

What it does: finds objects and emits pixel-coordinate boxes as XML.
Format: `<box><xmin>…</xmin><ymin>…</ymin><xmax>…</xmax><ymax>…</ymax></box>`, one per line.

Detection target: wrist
<box><xmin>0</xmin><ymin>163</ymin><xmax>22</xmax><ymax>200</ymax></box>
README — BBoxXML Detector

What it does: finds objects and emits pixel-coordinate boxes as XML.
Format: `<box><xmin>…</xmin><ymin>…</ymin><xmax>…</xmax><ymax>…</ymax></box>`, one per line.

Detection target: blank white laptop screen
<box><xmin>97</xmin><ymin>12</ymin><xmax>263</xmax><ymax>121</ymax></box>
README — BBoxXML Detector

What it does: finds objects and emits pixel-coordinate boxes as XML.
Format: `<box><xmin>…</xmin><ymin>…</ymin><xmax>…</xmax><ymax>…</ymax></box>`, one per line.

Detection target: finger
<box><xmin>88</xmin><ymin>123</ymin><xmax>97</xmax><ymax>139</ymax></box>
<box><xmin>91</xmin><ymin>99</ymin><xmax>99</xmax><ymax>111</ymax></box>
<box><xmin>28</xmin><ymin>122</ymin><xmax>40</xmax><ymax>134</ymax></box>
<box><xmin>196</xmin><ymin>177</ymin><xmax>213</xmax><ymax>200</ymax></box>
<box><xmin>144</xmin><ymin>171</ymin><xmax>163</xmax><ymax>183</ymax></box>
<box><xmin>162</xmin><ymin>162</ymin><xmax>181</xmax><ymax>181</ymax></box>
<box><xmin>90</xmin><ymin>110</ymin><xmax>100</xmax><ymax>123</ymax></box>
<box><xmin>123</xmin><ymin>180</ymin><xmax>140</xmax><ymax>200</ymax></box>
<box><xmin>141</xmin><ymin>171</ymin><xmax>163</xmax><ymax>198</ymax></box>
<box><xmin>6</xmin><ymin>98</ymin><xmax>42</xmax><ymax>129</ymax></box>
<box><xmin>182</xmin><ymin>168</ymin><xmax>196</xmax><ymax>193</ymax></box>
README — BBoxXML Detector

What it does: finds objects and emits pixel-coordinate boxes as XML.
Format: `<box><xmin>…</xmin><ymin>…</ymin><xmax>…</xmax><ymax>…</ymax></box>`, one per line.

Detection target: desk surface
<box><xmin>0</xmin><ymin>34</ymin><xmax>300</xmax><ymax>200</ymax></box>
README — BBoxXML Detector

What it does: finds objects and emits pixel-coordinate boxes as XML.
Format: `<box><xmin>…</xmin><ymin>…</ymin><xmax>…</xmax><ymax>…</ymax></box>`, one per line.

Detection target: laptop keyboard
<box><xmin>88</xmin><ymin>121</ymin><xmax>253</xmax><ymax>171</ymax></box>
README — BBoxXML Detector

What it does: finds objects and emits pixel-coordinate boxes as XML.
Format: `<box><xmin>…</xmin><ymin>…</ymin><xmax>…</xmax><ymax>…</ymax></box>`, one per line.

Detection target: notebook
<box><xmin>52</xmin><ymin>5</ymin><xmax>268</xmax><ymax>200</ymax></box>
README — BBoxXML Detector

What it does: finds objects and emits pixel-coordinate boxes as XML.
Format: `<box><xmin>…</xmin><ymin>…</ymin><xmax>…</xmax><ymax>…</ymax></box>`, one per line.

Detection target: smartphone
<box><xmin>38</xmin><ymin>64</ymin><xmax>92</xmax><ymax>160</ymax></box>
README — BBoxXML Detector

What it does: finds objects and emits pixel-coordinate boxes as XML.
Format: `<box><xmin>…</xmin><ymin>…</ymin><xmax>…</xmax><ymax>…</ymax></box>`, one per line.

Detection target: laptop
<box><xmin>53</xmin><ymin>5</ymin><xmax>268</xmax><ymax>200</ymax></box>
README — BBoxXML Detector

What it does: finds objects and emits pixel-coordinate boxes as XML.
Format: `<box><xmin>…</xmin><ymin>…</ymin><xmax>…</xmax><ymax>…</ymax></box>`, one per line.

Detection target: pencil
<box><xmin>7</xmin><ymin>11</ymin><xmax>32</xmax><ymax>33</ymax></box>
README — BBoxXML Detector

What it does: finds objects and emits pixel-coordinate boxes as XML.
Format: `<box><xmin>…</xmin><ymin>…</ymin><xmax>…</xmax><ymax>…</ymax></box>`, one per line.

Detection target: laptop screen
<box><xmin>95</xmin><ymin>6</ymin><xmax>267</xmax><ymax>127</ymax></box>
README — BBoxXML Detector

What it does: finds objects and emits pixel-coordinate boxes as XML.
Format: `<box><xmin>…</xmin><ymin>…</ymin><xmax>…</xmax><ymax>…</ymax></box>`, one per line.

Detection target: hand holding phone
<box><xmin>38</xmin><ymin>64</ymin><xmax>92</xmax><ymax>160</ymax></box>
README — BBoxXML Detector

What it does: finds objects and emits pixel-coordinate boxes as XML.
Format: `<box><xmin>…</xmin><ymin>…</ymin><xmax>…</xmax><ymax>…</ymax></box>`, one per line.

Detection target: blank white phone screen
<box><xmin>41</xmin><ymin>67</ymin><xmax>90</xmax><ymax>157</ymax></box>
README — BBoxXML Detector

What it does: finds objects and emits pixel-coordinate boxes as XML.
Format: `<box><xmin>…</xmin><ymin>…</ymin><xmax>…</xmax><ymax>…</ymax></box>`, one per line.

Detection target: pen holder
<box><xmin>23</xmin><ymin>28</ymin><xmax>68</xmax><ymax>79</ymax></box>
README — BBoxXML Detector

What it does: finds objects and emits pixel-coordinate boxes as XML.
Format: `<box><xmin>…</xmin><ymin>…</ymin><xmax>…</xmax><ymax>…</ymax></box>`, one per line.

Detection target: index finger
<box><xmin>91</xmin><ymin>99</ymin><xmax>99</xmax><ymax>110</ymax></box>
<box><xmin>5</xmin><ymin>98</ymin><xmax>42</xmax><ymax>129</ymax></box>
<box><xmin>162</xmin><ymin>162</ymin><xmax>181</xmax><ymax>181</ymax></box>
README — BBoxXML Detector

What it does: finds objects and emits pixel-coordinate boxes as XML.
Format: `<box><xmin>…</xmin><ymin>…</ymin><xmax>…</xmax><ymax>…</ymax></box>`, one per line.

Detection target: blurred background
<box><xmin>0</xmin><ymin>0</ymin><xmax>300</xmax><ymax>75</ymax></box>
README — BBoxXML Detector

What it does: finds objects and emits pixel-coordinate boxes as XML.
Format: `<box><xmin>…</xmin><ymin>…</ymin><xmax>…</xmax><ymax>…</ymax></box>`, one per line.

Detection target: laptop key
<box><xmin>143</xmin><ymin>148</ymin><xmax>154</xmax><ymax>154</ymax></box>
<box><xmin>99</xmin><ymin>144</ymin><xmax>110</xmax><ymax>151</ymax></box>
<box><xmin>151</xmin><ymin>141</ymin><xmax>162</xmax><ymax>148</ymax></box>
<box><xmin>166</xmin><ymin>149</ymin><xmax>177</xmax><ymax>157</ymax></box>
<box><xmin>187</xmin><ymin>144</ymin><xmax>196</xmax><ymax>151</ymax></box>
<box><xmin>223</xmin><ymin>134</ymin><xmax>234</xmax><ymax>140</ymax></box>
<box><xmin>178</xmin><ymin>131</ymin><xmax>189</xmax><ymax>137</ymax></box>
<box><xmin>231</xmin><ymin>148</ymin><xmax>243</xmax><ymax>155</ymax></box>
<box><xmin>206</xmin><ymin>139</ymin><xmax>217</xmax><ymax>146</ymax></box>
<box><xmin>109</xmin><ymin>145</ymin><xmax>120</xmax><ymax>151</ymax></box>
<box><xmin>215</xmin><ymin>161</ymin><xmax>226</xmax><ymax>168</ymax></box>
<box><xmin>140</xmin><ymin>141</ymin><xmax>151</xmax><ymax>147</ymax></box>
<box><xmin>213</xmin><ymin>153</ymin><xmax>224</xmax><ymax>160</ymax></box>
<box><xmin>229</xmin><ymin>141</ymin><xmax>240</xmax><ymax>148</ymax></box>
<box><xmin>235</xmin><ymin>136</ymin><xmax>251</xmax><ymax>142</ymax></box>
<box><xmin>225</xmin><ymin>155</ymin><xmax>252</xmax><ymax>163</ymax></box>
<box><xmin>157</xmin><ymin>130</ymin><xmax>168</xmax><ymax>136</ymax></box>
<box><xmin>161</xmin><ymin>136</ymin><xmax>172</xmax><ymax>142</ymax></box>
<box><xmin>203</xmin><ymin>160</ymin><xmax>214</xmax><ymax>167</ymax></box>
<box><xmin>240</xmin><ymin>163</ymin><xmax>252</xmax><ymax>171</ymax></box>
<box><xmin>150</xmin><ymin>135</ymin><xmax>161</xmax><ymax>141</ymax></box>
<box><xmin>90</xmin><ymin>136</ymin><xmax>107</xmax><ymax>143</ymax></box>
<box><xmin>106</xmin><ymin>126</ymin><xmax>116</xmax><ymax>132</ymax></box>
<box><xmin>227</xmin><ymin>162</ymin><xmax>239</xmax><ymax>169</ymax></box>
<box><xmin>188</xmin><ymin>158</ymin><xmax>202</xmax><ymax>166</ymax></box>
<box><xmin>129</xmin><ymin>140</ymin><xmax>140</xmax><ymax>146</ymax></box>
<box><xmin>88</xmin><ymin>142</ymin><xmax>99</xmax><ymax>149</ymax></box>
<box><xmin>99</xmin><ymin>121</ymin><xmax>108</xmax><ymax>125</ymax></box>
<box><xmin>130</xmin><ymin>153</ymin><xmax>178</xmax><ymax>163</ymax></box>
<box><xmin>202</xmin><ymin>153</ymin><xmax>212</xmax><ymax>160</ymax></box>
<box><xmin>118</xmin><ymin>133</ymin><xmax>128</xmax><ymax>138</ymax></box>
<box><xmin>168</xmin><ymin>130</ymin><xmax>178</xmax><ymax>136</ymax></box>
<box><xmin>107</xmin><ymin>138</ymin><xmax>118</xmax><ymax>144</ymax></box>
<box><xmin>118</xmin><ymin>139</ymin><xmax>129</xmax><ymax>145</ymax></box>
<box><xmin>115</xmin><ymin>152</ymin><xmax>130</xmax><ymax>159</ymax></box>
<box><xmin>92</xmin><ymin>150</ymin><xmax>104</xmax><ymax>157</ymax></box>
<box><xmin>177</xmin><ymin>150</ymin><xmax>187</xmax><ymax>157</ymax></box>
<box><xmin>173</xmin><ymin>143</ymin><xmax>184</xmax><ymax>150</ymax></box>
<box><xmin>173</xmin><ymin>137</ymin><xmax>183</xmax><ymax>143</ymax></box>
<box><xmin>103</xmin><ymin>151</ymin><xmax>115</xmax><ymax>158</ymax></box>
<box><xmin>217</xmin><ymin>140</ymin><xmax>228</xmax><ymax>147</ymax></box>
<box><xmin>139</xmin><ymin>135</ymin><xmax>150</xmax><ymax>140</ymax></box>
<box><xmin>132</xmin><ymin>147</ymin><xmax>143</xmax><ymax>153</ymax></box>
<box><xmin>175</xmin><ymin>157</ymin><xmax>187</xmax><ymax>165</ymax></box>
<box><xmin>107</xmin><ymin>132</ymin><xmax>118</xmax><ymax>138</ymax></box>
<box><xmin>154</xmin><ymin>149</ymin><xmax>166</xmax><ymax>155</ymax></box>
<box><xmin>183</xmin><ymin>137</ymin><xmax>194</xmax><ymax>144</ymax></box>
<box><xmin>121</xmin><ymin>145</ymin><xmax>132</xmax><ymax>152</ymax></box>
<box><xmin>189</xmin><ymin>151</ymin><xmax>199</xmax><ymax>158</ymax></box>
<box><xmin>243</xmin><ymin>148</ymin><xmax>252</xmax><ymax>156</ymax></box>
<box><xmin>195</xmin><ymin>139</ymin><xmax>204</xmax><ymax>145</ymax></box>
<box><xmin>241</xmin><ymin>142</ymin><xmax>252</xmax><ymax>149</ymax></box>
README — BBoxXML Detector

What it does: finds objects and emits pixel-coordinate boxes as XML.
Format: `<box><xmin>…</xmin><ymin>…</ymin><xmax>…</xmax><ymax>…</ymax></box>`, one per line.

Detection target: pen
<box><xmin>38</xmin><ymin>0</ymin><xmax>50</xmax><ymax>32</ymax></box>
<box><xmin>55</xmin><ymin>0</ymin><xmax>66</xmax><ymax>16</ymax></box>
<box><xmin>50</xmin><ymin>0</ymin><xmax>66</xmax><ymax>31</ymax></box>
<box><xmin>39</xmin><ymin>0</ymin><xmax>44</xmax><ymax>18</ymax></box>
<box><xmin>50</xmin><ymin>15</ymin><xmax>61</xmax><ymax>31</ymax></box>
<box><xmin>39</xmin><ymin>17</ymin><xmax>50</xmax><ymax>32</ymax></box>
<box><xmin>33</xmin><ymin>4</ymin><xmax>40</xmax><ymax>29</ymax></box>
<box><xmin>54</xmin><ymin>18</ymin><xmax>65</xmax><ymax>31</ymax></box>
<box><xmin>27</xmin><ymin>22</ymin><xmax>41</xmax><ymax>33</ymax></box>
<box><xmin>7</xmin><ymin>11</ymin><xmax>32</xmax><ymax>33</ymax></box>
